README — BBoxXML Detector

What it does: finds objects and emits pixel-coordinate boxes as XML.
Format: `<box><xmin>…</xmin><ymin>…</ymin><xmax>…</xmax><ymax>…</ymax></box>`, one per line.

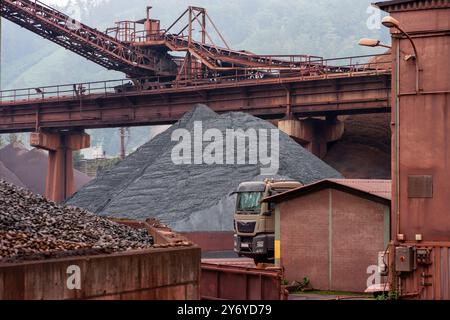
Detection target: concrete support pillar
<box><xmin>278</xmin><ymin>117</ymin><xmax>344</xmax><ymax>158</ymax></box>
<box><xmin>30</xmin><ymin>130</ymin><xmax>90</xmax><ymax>203</ymax></box>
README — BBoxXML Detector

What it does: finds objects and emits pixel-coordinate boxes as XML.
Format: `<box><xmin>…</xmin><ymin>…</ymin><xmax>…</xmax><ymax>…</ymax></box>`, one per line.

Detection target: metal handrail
<box><xmin>0</xmin><ymin>53</ymin><xmax>391</xmax><ymax>103</ymax></box>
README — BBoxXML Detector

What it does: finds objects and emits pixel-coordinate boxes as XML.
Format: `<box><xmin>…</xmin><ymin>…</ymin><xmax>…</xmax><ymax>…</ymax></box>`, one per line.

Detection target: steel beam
<box><xmin>30</xmin><ymin>130</ymin><xmax>90</xmax><ymax>203</ymax></box>
<box><xmin>0</xmin><ymin>74</ymin><xmax>391</xmax><ymax>133</ymax></box>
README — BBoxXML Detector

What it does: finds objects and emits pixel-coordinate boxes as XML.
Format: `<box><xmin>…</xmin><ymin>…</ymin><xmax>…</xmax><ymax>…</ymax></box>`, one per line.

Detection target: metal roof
<box><xmin>374</xmin><ymin>0</ymin><xmax>419</xmax><ymax>8</ymax></box>
<box><xmin>262</xmin><ymin>179</ymin><xmax>392</xmax><ymax>205</ymax></box>
<box><xmin>374</xmin><ymin>0</ymin><xmax>450</xmax><ymax>10</ymax></box>
<box><xmin>237</xmin><ymin>181</ymin><xmax>267</xmax><ymax>193</ymax></box>
<box><xmin>328</xmin><ymin>179</ymin><xmax>392</xmax><ymax>200</ymax></box>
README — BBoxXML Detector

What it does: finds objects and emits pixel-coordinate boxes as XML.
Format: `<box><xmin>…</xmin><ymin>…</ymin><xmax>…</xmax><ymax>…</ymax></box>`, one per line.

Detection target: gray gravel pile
<box><xmin>0</xmin><ymin>143</ymin><xmax>91</xmax><ymax>195</ymax></box>
<box><xmin>67</xmin><ymin>105</ymin><xmax>342</xmax><ymax>232</ymax></box>
<box><xmin>0</xmin><ymin>180</ymin><xmax>153</xmax><ymax>261</ymax></box>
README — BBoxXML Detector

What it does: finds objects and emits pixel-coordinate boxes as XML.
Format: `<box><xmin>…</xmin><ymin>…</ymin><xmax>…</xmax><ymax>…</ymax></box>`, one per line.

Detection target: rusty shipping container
<box><xmin>0</xmin><ymin>220</ymin><xmax>201</xmax><ymax>300</ymax></box>
<box><xmin>376</xmin><ymin>0</ymin><xmax>450</xmax><ymax>299</ymax></box>
<box><xmin>201</xmin><ymin>263</ymin><xmax>288</xmax><ymax>300</ymax></box>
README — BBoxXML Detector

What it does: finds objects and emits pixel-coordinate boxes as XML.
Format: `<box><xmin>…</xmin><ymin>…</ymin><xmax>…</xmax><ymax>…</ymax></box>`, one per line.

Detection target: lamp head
<box><xmin>382</xmin><ymin>16</ymin><xmax>400</xmax><ymax>29</ymax></box>
<box><xmin>359</xmin><ymin>38</ymin><xmax>381</xmax><ymax>47</ymax></box>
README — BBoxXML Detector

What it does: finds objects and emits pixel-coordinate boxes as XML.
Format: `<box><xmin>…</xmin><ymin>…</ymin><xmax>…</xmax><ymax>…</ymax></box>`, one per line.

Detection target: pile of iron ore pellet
<box><xmin>67</xmin><ymin>104</ymin><xmax>342</xmax><ymax>232</ymax></box>
<box><xmin>0</xmin><ymin>180</ymin><xmax>153</xmax><ymax>261</ymax></box>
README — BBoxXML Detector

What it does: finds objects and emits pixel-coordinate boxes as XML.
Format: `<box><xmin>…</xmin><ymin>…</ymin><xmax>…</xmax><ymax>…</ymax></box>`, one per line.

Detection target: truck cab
<box><xmin>233</xmin><ymin>180</ymin><xmax>302</xmax><ymax>263</ymax></box>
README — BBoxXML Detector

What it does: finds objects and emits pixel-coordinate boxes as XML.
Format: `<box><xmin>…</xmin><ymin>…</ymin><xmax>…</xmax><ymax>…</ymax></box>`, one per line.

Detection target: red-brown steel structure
<box><xmin>375</xmin><ymin>0</ymin><xmax>450</xmax><ymax>300</ymax></box>
<box><xmin>0</xmin><ymin>69</ymin><xmax>391</xmax><ymax>133</ymax></box>
<box><xmin>0</xmin><ymin>0</ymin><xmax>346</xmax><ymax>80</ymax></box>
<box><xmin>0</xmin><ymin>0</ymin><xmax>177</xmax><ymax>77</ymax></box>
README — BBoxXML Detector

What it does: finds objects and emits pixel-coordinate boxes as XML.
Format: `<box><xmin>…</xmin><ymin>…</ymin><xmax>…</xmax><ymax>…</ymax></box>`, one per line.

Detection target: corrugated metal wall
<box><xmin>401</xmin><ymin>244</ymin><xmax>450</xmax><ymax>300</ymax></box>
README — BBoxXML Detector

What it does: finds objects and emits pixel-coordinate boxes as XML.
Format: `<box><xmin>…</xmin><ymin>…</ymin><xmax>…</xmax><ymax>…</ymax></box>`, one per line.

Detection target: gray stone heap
<box><xmin>66</xmin><ymin>105</ymin><xmax>342</xmax><ymax>232</ymax></box>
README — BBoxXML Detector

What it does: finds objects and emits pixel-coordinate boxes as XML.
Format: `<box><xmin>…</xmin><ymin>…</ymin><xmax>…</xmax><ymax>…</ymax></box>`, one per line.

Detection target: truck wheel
<box><xmin>253</xmin><ymin>256</ymin><xmax>268</xmax><ymax>265</ymax></box>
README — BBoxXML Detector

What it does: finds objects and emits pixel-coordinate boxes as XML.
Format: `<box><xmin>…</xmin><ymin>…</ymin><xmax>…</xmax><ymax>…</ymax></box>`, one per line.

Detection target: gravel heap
<box><xmin>67</xmin><ymin>105</ymin><xmax>342</xmax><ymax>232</ymax></box>
<box><xmin>0</xmin><ymin>180</ymin><xmax>153</xmax><ymax>261</ymax></box>
<box><xmin>0</xmin><ymin>143</ymin><xmax>91</xmax><ymax>196</ymax></box>
<box><xmin>324</xmin><ymin>113</ymin><xmax>391</xmax><ymax>179</ymax></box>
<box><xmin>0</xmin><ymin>160</ymin><xmax>25</xmax><ymax>188</ymax></box>
<box><xmin>0</xmin><ymin>230</ymin><xmax>91</xmax><ymax>260</ymax></box>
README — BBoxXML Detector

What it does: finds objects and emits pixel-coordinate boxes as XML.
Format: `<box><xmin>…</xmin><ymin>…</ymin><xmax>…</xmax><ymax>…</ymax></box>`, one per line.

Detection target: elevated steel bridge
<box><xmin>0</xmin><ymin>62</ymin><xmax>391</xmax><ymax>133</ymax></box>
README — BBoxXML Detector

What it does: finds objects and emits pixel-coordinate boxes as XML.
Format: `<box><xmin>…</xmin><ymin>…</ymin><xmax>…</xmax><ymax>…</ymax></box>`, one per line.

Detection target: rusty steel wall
<box><xmin>0</xmin><ymin>219</ymin><xmax>201</xmax><ymax>300</ymax></box>
<box><xmin>201</xmin><ymin>263</ymin><xmax>287</xmax><ymax>300</ymax></box>
<box><xmin>182</xmin><ymin>232</ymin><xmax>234</xmax><ymax>252</ymax></box>
<box><xmin>0</xmin><ymin>247</ymin><xmax>201</xmax><ymax>300</ymax></box>
<box><xmin>379</xmin><ymin>0</ymin><xmax>450</xmax><ymax>299</ymax></box>
<box><xmin>391</xmin><ymin>5</ymin><xmax>450</xmax><ymax>242</ymax></box>
<box><xmin>396</xmin><ymin>242</ymin><xmax>450</xmax><ymax>299</ymax></box>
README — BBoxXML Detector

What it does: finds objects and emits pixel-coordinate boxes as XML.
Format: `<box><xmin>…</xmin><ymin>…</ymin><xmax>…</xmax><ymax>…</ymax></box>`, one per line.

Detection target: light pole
<box><xmin>358</xmin><ymin>38</ymin><xmax>392</xmax><ymax>50</ymax></box>
<box><xmin>382</xmin><ymin>16</ymin><xmax>421</xmax><ymax>94</ymax></box>
<box><xmin>359</xmin><ymin>14</ymin><xmax>422</xmax><ymax>296</ymax></box>
<box><xmin>381</xmin><ymin>15</ymin><xmax>423</xmax><ymax>241</ymax></box>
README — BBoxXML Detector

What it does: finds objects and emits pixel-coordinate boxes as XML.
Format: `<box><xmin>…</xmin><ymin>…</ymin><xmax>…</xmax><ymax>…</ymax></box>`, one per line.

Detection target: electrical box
<box><xmin>416</xmin><ymin>248</ymin><xmax>432</xmax><ymax>265</ymax></box>
<box><xmin>395</xmin><ymin>246</ymin><xmax>417</xmax><ymax>272</ymax></box>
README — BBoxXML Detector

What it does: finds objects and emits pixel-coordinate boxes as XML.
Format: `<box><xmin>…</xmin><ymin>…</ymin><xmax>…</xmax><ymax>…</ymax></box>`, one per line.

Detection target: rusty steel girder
<box><xmin>0</xmin><ymin>0</ymin><xmax>177</xmax><ymax>77</ymax></box>
<box><xmin>0</xmin><ymin>1</ymin><xmax>360</xmax><ymax>80</ymax></box>
<box><xmin>0</xmin><ymin>73</ymin><xmax>391</xmax><ymax>133</ymax></box>
<box><xmin>30</xmin><ymin>131</ymin><xmax>90</xmax><ymax>203</ymax></box>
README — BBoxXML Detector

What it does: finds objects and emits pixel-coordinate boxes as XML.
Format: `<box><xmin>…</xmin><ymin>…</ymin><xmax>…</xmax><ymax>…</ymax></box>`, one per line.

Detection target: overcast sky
<box><xmin>42</xmin><ymin>0</ymin><xmax>106</xmax><ymax>7</ymax></box>
<box><xmin>43</xmin><ymin>0</ymin><xmax>69</xmax><ymax>5</ymax></box>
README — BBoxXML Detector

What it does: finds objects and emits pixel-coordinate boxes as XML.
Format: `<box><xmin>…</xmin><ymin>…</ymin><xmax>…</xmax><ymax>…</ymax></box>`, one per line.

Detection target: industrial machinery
<box><xmin>233</xmin><ymin>179</ymin><xmax>302</xmax><ymax>264</ymax></box>
<box><xmin>0</xmin><ymin>0</ymin><xmax>335</xmax><ymax>86</ymax></box>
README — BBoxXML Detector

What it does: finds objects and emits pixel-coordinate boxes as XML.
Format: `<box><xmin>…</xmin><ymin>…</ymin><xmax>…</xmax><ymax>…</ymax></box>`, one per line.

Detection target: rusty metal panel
<box><xmin>0</xmin><ymin>221</ymin><xmax>200</xmax><ymax>300</ymax></box>
<box><xmin>398</xmin><ymin>243</ymin><xmax>450</xmax><ymax>300</ymax></box>
<box><xmin>0</xmin><ymin>247</ymin><xmax>201</xmax><ymax>300</ymax></box>
<box><xmin>387</xmin><ymin>2</ymin><xmax>450</xmax><ymax>243</ymax></box>
<box><xmin>181</xmin><ymin>232</ymin><xmax>234</xmax><ymax>252</ymax></box>
<box><xmin>395</xmin><ymin>246</ymin><xmax>416</xmax><ymax>272</ymax></box>
<box><xmin>407</xmin><ymin>175</ymin><xmax>433</xmax><ymax>198</ymax></box>
<box><xmin>201</xmin><ymin>263</ymin><xmax>287</xmax><ymax>300</ymax></box>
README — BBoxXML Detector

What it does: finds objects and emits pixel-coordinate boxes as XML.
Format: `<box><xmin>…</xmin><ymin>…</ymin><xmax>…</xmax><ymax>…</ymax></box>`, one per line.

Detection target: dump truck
<box><xmin>233</xmin><ymin>179</ymin><xmax>302</xmax><ymax>264</ymax></box>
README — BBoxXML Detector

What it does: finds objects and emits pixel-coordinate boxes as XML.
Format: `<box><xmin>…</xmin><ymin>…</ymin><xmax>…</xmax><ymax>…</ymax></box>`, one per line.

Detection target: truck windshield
<box><xmin>237</xmin><ymin>192</ymin><xmax>263</xmax><ymax>213</ymax></box>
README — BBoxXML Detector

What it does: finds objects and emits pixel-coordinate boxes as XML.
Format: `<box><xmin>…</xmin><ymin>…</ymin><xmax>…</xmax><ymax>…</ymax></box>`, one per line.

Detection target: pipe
<box><xmin>394</xmin><ymin>27</ymin><xmax>421</xmax><ymax>94</ymax></box>
<box><xmin>395</xmin><ymin>36</ymin><xmax>401</xmax><ymax>239</ymax></box>
<box><xmin>145</xmin><ymin>6</ymin><xmax>151</xmax><ymax>37</ymax></box>
<box><xmin>399</xmin><ymin>90</ymin><xmax>450</xmax><ymax>96</ymax></box>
